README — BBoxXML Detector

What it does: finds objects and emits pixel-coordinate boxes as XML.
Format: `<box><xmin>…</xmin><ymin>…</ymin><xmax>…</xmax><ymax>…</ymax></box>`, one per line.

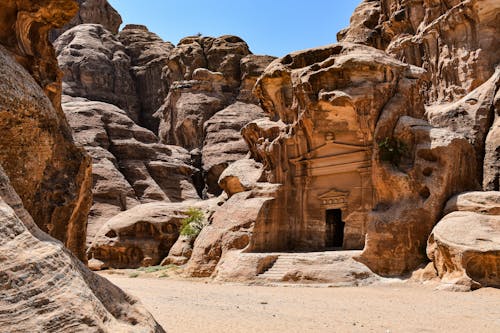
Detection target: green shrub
<box><xmin>378</xmin><ymin>137</ymin><xmax>407</xmax><ymax>166</ymax></box>
<box><xmin>128</xmin><ymin>272</ymin><xmax>139</xmax><ymax>278</ymax></box>
<box><xmin>180</xmin><ymin>208</ymin><xmax>205</xmax><ymax>237</ymax></box>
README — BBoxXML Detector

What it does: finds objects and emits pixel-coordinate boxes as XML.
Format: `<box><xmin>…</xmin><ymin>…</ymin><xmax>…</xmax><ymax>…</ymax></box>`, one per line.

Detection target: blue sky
<box><xmin>108</xmin><ymin>0</ymin><xmax>361</xmax><ymax>57</ymax></box>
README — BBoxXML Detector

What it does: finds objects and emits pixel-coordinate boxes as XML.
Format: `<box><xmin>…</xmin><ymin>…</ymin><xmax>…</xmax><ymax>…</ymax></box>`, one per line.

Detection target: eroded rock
<box><xmin>89</xmin><ymin>200</ymin><xmax>218</xmax><ymax>268</ymax></box>
<box><xmin>50</xmin><ymin>0</ymin><xmax>122</xmax><ymax>41</ymax></box>
<box><xmin>62</xmin><ymin>96</ymin><xmax>199</xmax><ymax>245</ymax></box>
<box><xmin>0</xmin><ymin>36</ymin><xmax>91</xmax><ymax>261</ymax></box>
<box><xmin>55</xmin><ymin>24</ymin><xmax>140</xmax><ymax>122</ymax></box>
<box><xmin>0</xmin><ymin>166</ymin><xmax>165</xmax><ymax>332</ymax></box>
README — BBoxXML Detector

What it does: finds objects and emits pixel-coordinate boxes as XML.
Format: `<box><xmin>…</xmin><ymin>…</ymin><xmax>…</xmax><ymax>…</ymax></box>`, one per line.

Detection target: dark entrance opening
<box><xmin>325</xmin><ymin>209</ymin><xmax>345</xmax><ymax>249</ymax></box>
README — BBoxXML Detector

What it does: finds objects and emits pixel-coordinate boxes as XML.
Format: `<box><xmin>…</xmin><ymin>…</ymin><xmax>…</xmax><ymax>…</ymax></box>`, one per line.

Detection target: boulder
<box><xmin>185</xmin><ymin>183</ymin><xmax>280</xmax><ymax>277</ymax></box>
<box><xmin>428</xmin><ymin>211</ymin><xmax>500</xmax><ymax>291</ymax></box>
<box><xmin>218</xmin><ymin>159</ymin><xmax>264</xmax><ymax>197</ymax></box>
<box><xmin>427</xmin><ymin>191</ymin><xmax>500</xmax><ymax>290</ymax></box>
<box><xmin>444</xmin><ymin>191</ymin><xmax>500</xmax><ymax>215</ymax></box>
<box><xmin>88</xmin><ymin>200</ymin><xmax>218</xmax><ymax>268</ymax></box>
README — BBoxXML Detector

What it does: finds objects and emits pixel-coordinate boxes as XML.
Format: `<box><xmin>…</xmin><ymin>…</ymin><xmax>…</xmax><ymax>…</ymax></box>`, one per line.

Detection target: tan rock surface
<box><xmin>118</xmin><ymin>25</ymin><xmax>175</xmax><ymax>131</ymax></box>
<box><xmin>0</xmin><ymin>166</ymin><xmax>165</xmax><ymax>332</ymax></box>
<box><xmin>339</xmin><ymin>0</ymin><xmax>500</xmax><ymax>104</ymax></box>
<box><xmin>428</xmin><ymin>211</ymin><xmax>500</xmax><ymax>290</ymax></box>
<box><xmin>444</xmin><ymin>191</ymin><xmax>500</xmax><ymax>215</ymax></box>
<box><xmin>89</xmin><ymin>200</ymin><xmax>219</xmax><ymax>268</ymax></box>
<box><xmin>218</xmin><ymin>159</ymin><xmax>264</xmax><ymax>197</ymax></box>
<box><xmin>484</xmin><ymin>88</ymin><xmax>500</xmax><ymax>190</ymax></box>
<box><xmin>186</xmin><ymin>183</ymin><xmax>280</xmax><ymax>277</ymax></box>
<box><xmin>0</xmin><ymin>9</ymin><xmax>92</xmax><ymax>261</ymax></box>
<box><xmin>50</xmin><ymin>0</ymin><xmax>122</xmax><ymax>41</ymax></box>
<box><xmin>62</xmin><ymin>96</ymin><xmax>199</xmax><ymax>244</ymax></box>
<box><xmin>55</xmin><ymin>24</ymin><xmax>140</xmax><ymax>122</ymax></box>
<box><xmin>203</xmin><ymin>102</ymin><xmax>266</xmax><ymax>194</ymax></box>
<box><xmin>428</xmin><ymin>191</ymin><xmax>500</xmax><ymax>290</ymax></box>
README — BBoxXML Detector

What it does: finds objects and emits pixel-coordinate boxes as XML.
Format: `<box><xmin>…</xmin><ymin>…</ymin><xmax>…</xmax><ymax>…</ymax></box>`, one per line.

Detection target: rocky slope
<box><xmin>0</xmin><ymin>0</ymin><xmax>164</xmax><ymax>331</ymax></box>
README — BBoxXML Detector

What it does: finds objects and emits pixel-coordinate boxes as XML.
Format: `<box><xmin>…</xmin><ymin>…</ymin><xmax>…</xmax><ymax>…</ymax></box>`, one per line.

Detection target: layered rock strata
<box><xmin>0</xmin><ymin>0</ymin><xmax>91</xmax><ymax>261</ymax></box>
<box><xmin>428</xmin><ymin>191</ymin><xmax>500</xmax><ymax>291</ymax></box>
<box><xmin>0</xmin><ymin>0</ymin><xmax>165</xmax><ymax>330</ymax></box>
<box><xmin>0</xmin><ymin>166</ymin><xmax>165</xmax><ymax>332</ymax></box>
<box><xmin>62</xmin><ymin>96</ymin><xmax>199</xmax><ymax>244</ymax></box>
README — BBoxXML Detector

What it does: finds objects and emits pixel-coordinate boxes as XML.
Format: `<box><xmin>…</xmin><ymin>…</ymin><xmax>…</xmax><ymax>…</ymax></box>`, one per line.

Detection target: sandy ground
<box><xmin>102</xmin><ymin>274</ymin><xmax>500</xmax><ymax>333</ymax></box>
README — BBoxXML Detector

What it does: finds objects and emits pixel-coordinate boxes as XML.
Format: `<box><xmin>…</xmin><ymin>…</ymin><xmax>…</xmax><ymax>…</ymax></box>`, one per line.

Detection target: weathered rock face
<box><xmin>484</xmin><ymin>88</ymin><xmax>500</xmax><ymax>190</ymax></box>
<box><xmin>426</xmin><ymin>68</ymin><xmax>499</xmax><ymax>184</ymax></box>
<box><xmin>185</xmin><ymin>183</ymin><xmax>280</xmax><ymax>277</ymax></box>
<box><xmin>157</xmin><ymin>37</ymin><xmax>274</xmax><ymax>195</ymax></box>
<box><xmin>428</xmin><ymin>191</ymin><xmax>500</xmax><ymax>291</ymax></box>
<box><xmin>358</xmin><ymin>117</ymin><xmax>478</xmax><ymax>275</ymax></box>
<box><xmin>118</xmin><ymin>25</ymin><xmax>175</xmax><ymax>131</ymax></box>
<box><xmin>0</xmin><ymin>166</ymin><xmax>165</xmax><ymax>332</ymax></box>
<box><xmin>0</xmin><ymin>1</ymin><xmax>164</xmax><ymax>329</ymax></box>
<box><xmin>0</xmin><ymin>1</ymin><xmax>91</xmax><ymax>261</ymax></box>
<box><xmin>339</xmin><ymin>0</ymin><xmax>500</xmax><ymax>104</ymax></box>
<box><xmin>55</xmin><ymin>24</ymin><xmax>140</xmax><ymax>122</ymax></box>
<box><xmin>62</xmin><ymin>95</ymin><xmax>199</xmax><ymax>244</ymax></box>
<box><xmin>0</xmin><ymin>0</ymin><xmax>78</xmax><ymax>107</ymax></box>
<box><xmin>50</xmin><ymin>0</ymin><xmax>122</xmax><ymax>41</ymax></box>
<box><xmin>202</xmin><ymin>102</ymin><xmax>266</xmax><ymax>195</ymax></box>
<box><xmin>88</xmin><ymin>200</ymin><xmax>218</xmax><ymax>268</ymax></box>
<box><xmin>245</xmin><ymin>43</ymin><xmax>428</xmax><ymax>254</ymax></box>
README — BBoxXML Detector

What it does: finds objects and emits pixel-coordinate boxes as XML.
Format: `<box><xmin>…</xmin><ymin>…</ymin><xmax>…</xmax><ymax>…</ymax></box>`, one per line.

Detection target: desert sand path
<box><xmin>104</xmin><ymin>275</ymin><xmax>500</xmax><ymax>333</ymax></box>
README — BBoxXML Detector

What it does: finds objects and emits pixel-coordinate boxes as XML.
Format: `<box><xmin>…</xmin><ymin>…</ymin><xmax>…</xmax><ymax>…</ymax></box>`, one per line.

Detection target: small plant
<box><xmin>378</xmin><ymin>137</ymin><xmax>407</xmax><ymax>166</ymax></box>
<box><xmin>180</xmin><ymin>207</ymin><xmax>205</xmax><ymax>238</ymax></box>
<box><xmin>137</xmin><ymin>265</ymin><xmax>167</xmax><ymax>273</ymax></box>
<box><xmin>128</xmin><ymin>272</ymin><xmax>139</xmax><ymax>278</ymax></box>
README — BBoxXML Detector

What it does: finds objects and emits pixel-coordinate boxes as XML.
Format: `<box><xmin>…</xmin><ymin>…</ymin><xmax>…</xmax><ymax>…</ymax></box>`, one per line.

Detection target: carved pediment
<box><xmin>318</xmin><ymin>189</ymin><xmax>348</xmax><ymax>199</ymax></box>
<box><xmin>318</xmin><ymin>189</ymin><xmax>348</xmax><ymax>206</ymax></box>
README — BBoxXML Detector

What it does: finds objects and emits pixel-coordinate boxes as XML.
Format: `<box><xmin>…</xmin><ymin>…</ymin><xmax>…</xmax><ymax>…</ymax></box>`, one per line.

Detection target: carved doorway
<box><xmin>325</xmin><ymin>209</ymin><xmax>344</xmax><ymax>249</ymax></box>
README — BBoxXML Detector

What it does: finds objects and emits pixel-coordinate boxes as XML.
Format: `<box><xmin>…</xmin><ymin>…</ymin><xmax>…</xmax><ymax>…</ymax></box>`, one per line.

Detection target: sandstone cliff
<box><xmin>0</xmin><ymin>0</ymin><xmax>92</xmax><ymax>261</ymax></box>
<box><xmin>182</xmin><ymin>0</ymin><xmax>499</xmax><ymax>287</ymax></box>
<box><xmin>51</xmin><ymin>15</ymin><xmax>275</xmax><ymax>263</ymax></box>
<box><xmin>0</xmin><ymin>0</ymin><xmax>165</xmax><ymax>331</ymax></box>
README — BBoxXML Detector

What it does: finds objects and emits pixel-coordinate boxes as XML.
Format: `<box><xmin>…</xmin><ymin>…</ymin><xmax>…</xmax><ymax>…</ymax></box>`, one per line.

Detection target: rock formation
<box><xmin>0</xmin><ymin>166</ymin><xmax>165</xmax><ymax>332</ymax></box>
<box><xmin>52</xmin><ymin>14</ymin><xmax>275</xmax><ymax>253</ymax></box>
<box><xmin>62</xmin><ymin>96</ymin><xmax>199</xmax><ymax>244</ymax></box>
<box><xmin>40</xmin><ymin>0</ymin><xmax>499</xmax><ymax>289</ymax></box>
<box><xmin>0</xmin><ymin>0</ymin><xmax>91</xmax><ymax>261</ymax></box>
<box><xmin>182</xmin><ymin>0</ymin><xmax>499</xmax><ymax>283</ymax></box>
<box><xmin>118</xmin><ymin>25</ymin><xmax>174</xmax><ymax>131</ymax></box>
<box><xmin>156</xmin><ymin>36</ymin><xmax>275</xmax><ymax>194</ymax></box>
<box><xmin>428</xmin><ymin>191</ymin><xmax>500</xmax><ymax>291</ymax></box>
<box><xmin>55</xmin><ymin>24</ymin><xmax>140</xmax><ymax>122</ymax></box>
<box><xmin>0</xmin><ymin>0</ymin><xmax>165</xmax><ymax>330</ymax></box>
<box><xmin>88</xmin><ymin>199</ymin><xmax>219</xmax><ymax>269</ymax></box>
<box><xmin>49</xmin><ymin>0</ymin><xmax>122</xmax><ymax>41</ymax></box>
